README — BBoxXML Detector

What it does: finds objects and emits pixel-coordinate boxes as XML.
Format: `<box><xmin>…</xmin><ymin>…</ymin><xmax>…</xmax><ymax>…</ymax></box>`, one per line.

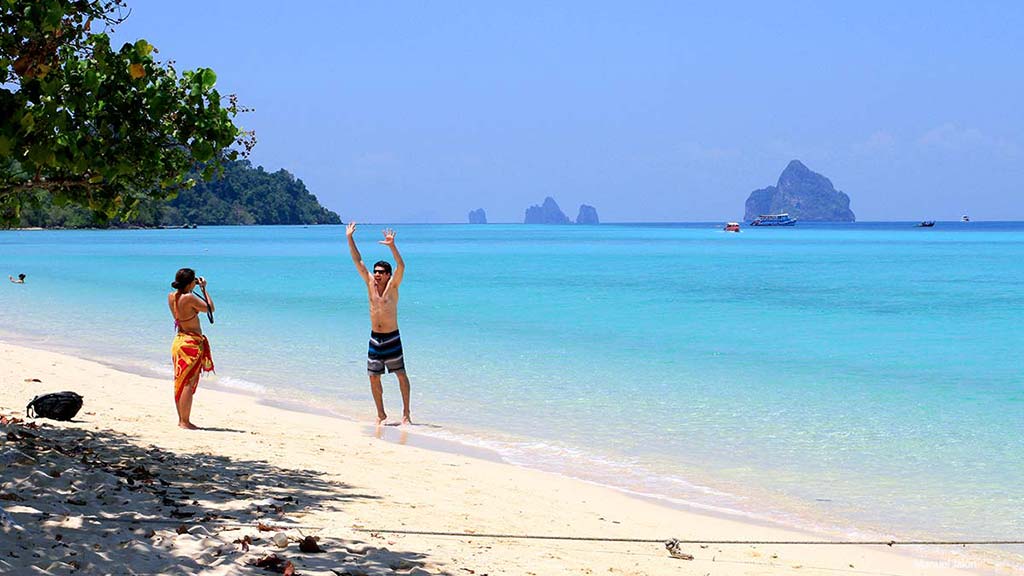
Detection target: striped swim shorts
<box><xmin>367</xmin><ymin>329</ymin><xmax>405</xmax><ymax>375</ymax></box>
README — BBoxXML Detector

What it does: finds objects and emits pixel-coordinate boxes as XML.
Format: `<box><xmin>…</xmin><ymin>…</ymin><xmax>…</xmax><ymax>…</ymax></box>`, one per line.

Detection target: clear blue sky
<box><xmin>114</xmin><ymin>1</ymin><xmax>1024</xmax><ymax>222</ymax></box>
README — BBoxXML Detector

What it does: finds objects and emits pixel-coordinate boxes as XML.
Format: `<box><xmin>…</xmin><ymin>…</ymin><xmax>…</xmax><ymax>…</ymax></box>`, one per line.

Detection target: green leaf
<box><xmin>193</xmin><ymin>140</ymin><xmax>214</xmax><ymax>162</ymax></box>
<box><xmin>134</xmin><ymin>39</ymin><xmax>154</xmax><ymax>57</ymax></box>
<box><xmin>200</xmin><ymin>68</ymin><xmax>217</xmax><ymax>90</ymax></box>
<box><xmin>26</xmin><ymin>145</ymin><xmax>52</xmax><ymax>165</ymax></box>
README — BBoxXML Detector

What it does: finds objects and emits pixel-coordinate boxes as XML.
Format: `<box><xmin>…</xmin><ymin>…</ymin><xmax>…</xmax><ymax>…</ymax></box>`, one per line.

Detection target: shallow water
<box><xmin>1</xmin><ymin>222</ymin><xmax>1022</xmax><ymax>555</ymax></box>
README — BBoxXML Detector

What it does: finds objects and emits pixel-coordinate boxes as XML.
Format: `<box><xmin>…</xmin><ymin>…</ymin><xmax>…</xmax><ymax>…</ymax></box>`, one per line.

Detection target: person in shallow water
<box><xmin>8</xmin><ymin>273</ymin><xmax>25</xmax><ymax>283</ymax></box>
<box><xmin>167</xmin><ymin>268</ymin><xmax>215</xmax><ymax>429</ymax></box>
<box><xmin>346</xmin><ymin>222</ymin><xmax>412</xmax><ymax>425</ymax></box>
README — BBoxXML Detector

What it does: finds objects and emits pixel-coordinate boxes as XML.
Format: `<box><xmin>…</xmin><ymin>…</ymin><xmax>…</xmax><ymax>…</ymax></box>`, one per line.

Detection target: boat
<box><xmin>961</xmin><ymin>215</ymin><xmax>970</xmax><ymax>222</ymax></box>
<box><xmin>916</xmin><ymin>221</ymin><xmax>935</xmax><ymax>227</ymax></box>
<box><xmin>724</xmin><ymin>222</ymin><xmax>741</xmax><ymax>232</ymax></box>
<box><xmin>749</xmin><ymin>213</ymin><xmax>797</xmax><ymax>226</ymax></box>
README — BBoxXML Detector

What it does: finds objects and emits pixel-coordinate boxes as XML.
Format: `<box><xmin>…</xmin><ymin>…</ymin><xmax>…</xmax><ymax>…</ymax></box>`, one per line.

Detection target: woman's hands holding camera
<box><xmin>196</xmin><ymin>276</ymin><xmax>208</xmax><ymax>289</ymax></box>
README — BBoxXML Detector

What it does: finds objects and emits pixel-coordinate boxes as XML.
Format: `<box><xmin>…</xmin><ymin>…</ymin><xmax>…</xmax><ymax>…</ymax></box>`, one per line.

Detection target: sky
<box><xmin>113</xmin><ymin>1</ymin><xmax>1024</xmax><ymax>222</ymax></box>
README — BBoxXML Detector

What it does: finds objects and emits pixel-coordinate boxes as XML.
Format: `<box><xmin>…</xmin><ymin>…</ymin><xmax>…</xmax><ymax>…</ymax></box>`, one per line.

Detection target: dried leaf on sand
<box><xmin>298</xmin><ymin>535</ymin><xmax>324</xmax><ymax>553</ymax></box>
<box><xmin>233</xmin><ymin>534</ymin><xmax>252</xmax><ymax>551</ymax></box>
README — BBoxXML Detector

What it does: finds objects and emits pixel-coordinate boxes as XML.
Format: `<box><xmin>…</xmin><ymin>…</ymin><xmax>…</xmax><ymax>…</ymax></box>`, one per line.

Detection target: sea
<box><xmin>1</xmin><ymin>222</ymin><xmax>1022</xmax><ymax>569</ymax></box>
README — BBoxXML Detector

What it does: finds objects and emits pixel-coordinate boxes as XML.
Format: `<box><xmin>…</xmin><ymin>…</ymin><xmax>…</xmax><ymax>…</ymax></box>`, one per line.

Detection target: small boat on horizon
<box><xmin>724</xmin><ymin>222</ymin><xmax>741</xmax><ymax>232</ymax></box>
<box><xmin>750</xmin><ymin>213</ymin><xmax>797</xmax><ymax>226</ymax></box>
<box><xmin>916</xmin><ymin>221</ymin><xmax>935</xmax><ymax>227</ymax></box>
<box><xmin>962</xmin><ymin>215</ymin><xmax>970</xmax><ymax>222</ymax></box>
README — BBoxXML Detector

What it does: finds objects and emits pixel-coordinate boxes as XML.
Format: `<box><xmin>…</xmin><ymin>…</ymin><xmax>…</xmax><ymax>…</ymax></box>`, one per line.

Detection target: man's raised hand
<box><xmin>379</xmin><ymin>228</ymin><xmax>396</xmax><ymax>246</ymax></box>
<box><xmin>346</xmin><ymin>222</ymin><xmax>357</xmax><ymax>237</ymax></box>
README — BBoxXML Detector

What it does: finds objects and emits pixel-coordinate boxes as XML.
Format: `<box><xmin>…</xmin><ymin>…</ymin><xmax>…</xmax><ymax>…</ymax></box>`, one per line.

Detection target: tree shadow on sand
<box><xmin>0</xmin><ymin>416</ymin><xmax>452</xmax><ymax>575</ymax></box>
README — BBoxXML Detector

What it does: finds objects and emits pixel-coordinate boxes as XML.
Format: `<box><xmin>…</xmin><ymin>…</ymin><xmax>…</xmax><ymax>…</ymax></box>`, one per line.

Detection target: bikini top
<box><xmin>173</xmin><ymin>293</ymin><xmax>200</xmax><ymax>330</ymax></box>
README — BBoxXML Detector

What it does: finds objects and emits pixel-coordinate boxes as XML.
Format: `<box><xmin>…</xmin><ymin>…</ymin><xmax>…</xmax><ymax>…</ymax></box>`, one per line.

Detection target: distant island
<box><xmin>744</xmin><ymin>160</ymin><xmax>855</xmax><ymax>222</ymax></box>
<box><xmin>576</xmin><ymin>204</ymin><xmax>599</xmax><ymax>224</ymax></box>
<box><xmin>525</xmin><ymin>197</ymin><xmax>571</xmax><ymax>224</ymax></box>
<box><xmin>524</xmin><ymin>197</ymin><xmax>599</xmax><ymax>224</ymax></box>
<box><xmin>468</xmin><ymin>208</ymin><xmax>487</xmax><ymax>224</ymax></box>
<box><xmin>15</xmin><ymin>160</ymin><xmax>341</xmax><ymax>228</ymax></box>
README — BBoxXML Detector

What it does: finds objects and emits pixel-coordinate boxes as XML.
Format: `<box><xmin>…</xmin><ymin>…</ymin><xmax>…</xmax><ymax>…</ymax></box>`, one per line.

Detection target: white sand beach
<box><xmin>0</xmin><ymin>341</ymin><xmax>1001</xmax><ymax>575</ymax></box>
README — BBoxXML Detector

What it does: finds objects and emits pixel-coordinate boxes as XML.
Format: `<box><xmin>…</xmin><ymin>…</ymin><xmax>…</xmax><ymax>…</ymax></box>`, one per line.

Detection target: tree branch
<box><xmin>0</xmin><ymin>178</ymin><xmax>99</xmax><ymax>196</ymax></box>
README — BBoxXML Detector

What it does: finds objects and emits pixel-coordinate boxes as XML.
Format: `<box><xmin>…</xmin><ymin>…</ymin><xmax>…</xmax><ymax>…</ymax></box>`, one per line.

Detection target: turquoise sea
<box><xmin>2</xmin><ymin>223</ymin><xmax>1022</xmax><ymax>565</ymax></box>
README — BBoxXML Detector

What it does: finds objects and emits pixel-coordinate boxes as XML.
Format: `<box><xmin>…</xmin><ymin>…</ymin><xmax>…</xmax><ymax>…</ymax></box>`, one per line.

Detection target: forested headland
<box><xmin>15</xmin><ymin>161</ymin><xmax>341</xmax><ymax>228</ymax></box>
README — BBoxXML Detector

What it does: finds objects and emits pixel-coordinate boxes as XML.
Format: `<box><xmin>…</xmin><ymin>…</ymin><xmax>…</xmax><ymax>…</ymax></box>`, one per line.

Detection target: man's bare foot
<box><xmin>376</xmin><ymin>414</ymin><xmax>387</xmax><ymax>425</ymax></box>
<box><xmin>178</xmin><ymin>422</ymin><xmax>199</xmax><ymax>430</ymax></box>
<box><xmin>401</xmin><ymin>414</ymin><xmax>412</xmax><ymax>425</ymax></box>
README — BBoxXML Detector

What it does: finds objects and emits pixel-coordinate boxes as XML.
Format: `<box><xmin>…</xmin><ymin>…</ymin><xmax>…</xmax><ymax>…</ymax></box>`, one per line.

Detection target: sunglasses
<box><xmin>373</xmin><ymin>269</ymin><xmax>390</xmax><ymax>275</ymax></box>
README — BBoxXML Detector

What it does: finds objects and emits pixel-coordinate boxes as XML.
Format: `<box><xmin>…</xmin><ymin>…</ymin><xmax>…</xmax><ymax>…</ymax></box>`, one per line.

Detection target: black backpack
<box><xmin>26</xmin><ymin>391</ymin><xmax>84</xmax><ymax>421</ymax></box>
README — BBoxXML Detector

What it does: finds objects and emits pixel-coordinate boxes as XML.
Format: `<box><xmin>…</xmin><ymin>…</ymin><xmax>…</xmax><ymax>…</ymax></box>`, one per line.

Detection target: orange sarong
<box><xmin>172</xmin><ymin>332</ymin><xmax>214</xmax><ymax>401</ymax></box>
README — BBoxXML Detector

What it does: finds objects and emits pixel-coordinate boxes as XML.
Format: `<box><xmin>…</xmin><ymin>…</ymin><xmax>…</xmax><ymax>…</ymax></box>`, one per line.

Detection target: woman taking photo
<box><xmin>168</xmin><ymin>268</ymin><xmax>215</xmax><ymax>429</ymax></box>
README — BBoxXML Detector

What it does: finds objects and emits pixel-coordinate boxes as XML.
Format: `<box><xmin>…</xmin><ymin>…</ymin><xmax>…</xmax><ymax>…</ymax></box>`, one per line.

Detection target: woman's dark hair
<box><xmin>17</xmin><ymin>273</ymin><xmax>25</xmax><ymax>280</ymax></box>
<box><xmin>171</xmin><ymin>268</ymin><xmax>196</xmax><ymax>291</ymax></box>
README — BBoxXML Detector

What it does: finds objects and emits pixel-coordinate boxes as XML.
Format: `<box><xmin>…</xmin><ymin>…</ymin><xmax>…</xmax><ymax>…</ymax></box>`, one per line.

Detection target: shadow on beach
<box><xmin>0</xmin><ymin>416</ymin><xmax>450</xmax><ymax>575</ymax></box>
<box><xmin>192</xmin><ymin>425</ymin><xmax>247</xmax><ymax>433</ymax></box>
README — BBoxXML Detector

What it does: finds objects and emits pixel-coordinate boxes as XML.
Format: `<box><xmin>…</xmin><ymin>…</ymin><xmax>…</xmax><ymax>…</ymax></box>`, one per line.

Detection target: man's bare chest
<box><xmin>369</xmin><ymin>292</ymin><xmax>397</xmax><ymax>308</ymax></box>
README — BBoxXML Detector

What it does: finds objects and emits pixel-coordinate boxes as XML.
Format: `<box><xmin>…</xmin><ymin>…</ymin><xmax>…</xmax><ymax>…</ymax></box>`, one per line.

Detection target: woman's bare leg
<box><xmin>176</xmin><ymin>381</ymin><xmax>199</xmax><ymax>429</ymax></box>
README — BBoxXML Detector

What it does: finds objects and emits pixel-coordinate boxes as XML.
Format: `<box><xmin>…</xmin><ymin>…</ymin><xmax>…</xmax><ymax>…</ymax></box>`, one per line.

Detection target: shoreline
<box><xmin>1</xmin><ymin>330</ymin><xmax>795</xmax><ymax>528</ymax></box>
<box><xmin>0</xmin><ymin>331</ymin><xmax>913</xmax><ymax>539</ymax></box>
<box><xmin>0</xmin><ymin>340</ymin><xmax>1011</xmax><ymax>574</ymax></box>
<box><xmin>0</xmin><ymin>332</ymin><xmax>509</xmax><ymax>466</ymax></box>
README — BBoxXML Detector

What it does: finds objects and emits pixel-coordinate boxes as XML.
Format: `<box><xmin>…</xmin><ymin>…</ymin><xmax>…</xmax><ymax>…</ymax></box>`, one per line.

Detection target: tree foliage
<box><xmin>1</xmin><ymin>0</ymin><xmax>254</xmax><ymax>224</ymax></box>
<box><xmin>17</xmin><ymin>160</ymin><xmax>342</xmax><ymax>228</ymax></box>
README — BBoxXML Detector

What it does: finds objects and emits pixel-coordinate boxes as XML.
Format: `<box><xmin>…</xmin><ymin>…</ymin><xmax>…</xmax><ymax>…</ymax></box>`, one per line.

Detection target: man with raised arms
<box><xmin>346</xmin><ymin>222</ymin><xmax>412</xmax><ymax>425</ymax></box>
